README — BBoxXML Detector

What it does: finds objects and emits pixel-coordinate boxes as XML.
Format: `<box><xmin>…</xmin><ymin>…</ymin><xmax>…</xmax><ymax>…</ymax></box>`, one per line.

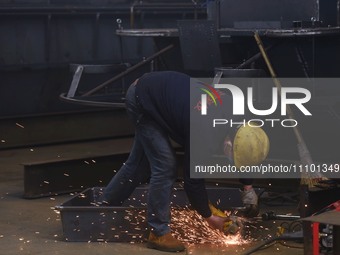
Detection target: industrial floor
<box><xmin>0</xmin><ymin>140</ymin><xmax>304</xmax><ymax>255</ymax></box>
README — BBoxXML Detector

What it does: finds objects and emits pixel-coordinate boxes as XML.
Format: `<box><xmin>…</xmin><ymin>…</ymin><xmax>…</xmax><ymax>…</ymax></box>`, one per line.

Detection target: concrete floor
<box><xmin>0</xmin><ymin>141</ymin><xmax>304</xmax><ymax>255</ymax></box>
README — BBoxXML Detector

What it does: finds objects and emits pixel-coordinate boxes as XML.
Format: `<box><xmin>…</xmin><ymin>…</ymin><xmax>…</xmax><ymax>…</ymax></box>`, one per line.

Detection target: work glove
<box><xmin>208</xmin><ymin>203</ymin><xmax>242</xmax><ymax>235</ymax></box>
<box><xmin>240</xmin><ymin>188</ymin><xmax>259</xmax><ymax>218</ymax></box>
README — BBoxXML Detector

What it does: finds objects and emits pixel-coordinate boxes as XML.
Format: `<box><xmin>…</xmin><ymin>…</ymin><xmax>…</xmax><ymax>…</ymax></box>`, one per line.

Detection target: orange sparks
<box><xmin>170</xmin><ymin>207</ymin><xmax>248</xmax><ymax>246</ymax></box>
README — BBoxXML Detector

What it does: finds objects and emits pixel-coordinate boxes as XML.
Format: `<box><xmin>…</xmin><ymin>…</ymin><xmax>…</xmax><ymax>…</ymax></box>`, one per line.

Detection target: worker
<box><xmin>103</xmin><ymin>71</ymin><xmax>269</xmax><ymax>252</ymax></box>
<box><xmin>239</xmin><ymin>178</ymin><xmax>259</xmax><ymax>218</ymax></box>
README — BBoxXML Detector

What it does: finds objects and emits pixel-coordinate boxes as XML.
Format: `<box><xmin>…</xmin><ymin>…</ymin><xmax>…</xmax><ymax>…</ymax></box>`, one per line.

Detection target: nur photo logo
<box><xmin>200</xmin><ymin>82</ymin><xmax>312</xmax><ymax>128</ymax></box>
<box><xmin>199</xmin><ymin>83</ymin><xmax>223</xmax><ymax>115</ymax></box>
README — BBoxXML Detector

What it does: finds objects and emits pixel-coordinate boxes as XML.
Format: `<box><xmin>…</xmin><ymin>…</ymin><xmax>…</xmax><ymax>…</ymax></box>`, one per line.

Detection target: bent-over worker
<box><xmin>103</xmin><ymin>71</ymin><xmax>269</xmax><ymax>252</ymax></box>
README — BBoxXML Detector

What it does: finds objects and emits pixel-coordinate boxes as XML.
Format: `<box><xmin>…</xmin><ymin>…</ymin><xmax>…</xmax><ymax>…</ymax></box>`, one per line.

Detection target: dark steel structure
<box><xmin>207</xmin><ymin>0</ymin><xmax>340</xmax><ymax>29</ymax></box>
<box><xmin>0</xmin><ymin>0</ymin><xmax>205</xmax><ymax>149</ymax></box>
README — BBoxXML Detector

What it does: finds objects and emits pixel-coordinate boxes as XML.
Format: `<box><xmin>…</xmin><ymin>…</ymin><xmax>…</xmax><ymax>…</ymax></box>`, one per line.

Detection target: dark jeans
<box><xmin>104</xmin><ymin>83</ymin><xmax>177</xmax><ymax>236</ymax></box>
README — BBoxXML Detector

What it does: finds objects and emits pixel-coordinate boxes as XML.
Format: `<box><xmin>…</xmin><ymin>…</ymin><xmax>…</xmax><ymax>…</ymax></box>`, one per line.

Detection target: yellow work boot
<box><xmin>147</xmin><ymin>232</ymin><xmax>185</xmax><ymax>252</ymax></box>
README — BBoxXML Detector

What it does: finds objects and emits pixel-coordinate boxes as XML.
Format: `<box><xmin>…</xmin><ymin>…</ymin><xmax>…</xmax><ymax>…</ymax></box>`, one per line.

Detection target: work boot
<box><xmin>147</xmin><ymin>232</ymin><xmax>185</xmax><ymax>252</ymax></box>
<box><xmin>240</xmin><ymin>188</ymin><xmax>259</xmax><ymax>218</ymax></box>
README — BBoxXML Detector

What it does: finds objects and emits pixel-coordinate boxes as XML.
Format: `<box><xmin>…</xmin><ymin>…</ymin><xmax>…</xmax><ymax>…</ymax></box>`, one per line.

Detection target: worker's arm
<box><xmin>183</xmin><ymin>175</ymin><xmax>211</xmax><ymax>218</ymax></box>
<box><xmin>183</xmin><ymin>168</ymin><xmax>228</xmax><ymax>231</ymax></box>
<box><xmin>183</xmin><ymin>120</ymin><xmax>228</xmax><ymax>230</ymax></box>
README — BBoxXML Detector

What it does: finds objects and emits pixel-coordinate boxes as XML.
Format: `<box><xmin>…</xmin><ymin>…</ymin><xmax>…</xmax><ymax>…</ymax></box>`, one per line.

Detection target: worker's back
<box><xmin>135</xmin><ymin>71</ymin><xmax>190</xmax><ymax>146</ymax></box>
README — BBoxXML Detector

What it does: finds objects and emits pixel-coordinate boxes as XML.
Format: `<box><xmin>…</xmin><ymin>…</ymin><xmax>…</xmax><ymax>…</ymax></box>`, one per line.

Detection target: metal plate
<box><xmin>177</xmin><ymin>20</ymin><xmax>222</xmax><ymax>72</ymax></box>
<box><xmin>55</xmin><ymin>186</ymin><xmax>248</xmax><ymax>242</ymax></box>
<box><xmin>303</xmin><ymin>210</ymin><xmax>340</xmax><ymax>225</ymax></box>
<box><xmin>23</xmin><ymin>153</ymin><xmax>129</xmax><ymax>199</ymax></box>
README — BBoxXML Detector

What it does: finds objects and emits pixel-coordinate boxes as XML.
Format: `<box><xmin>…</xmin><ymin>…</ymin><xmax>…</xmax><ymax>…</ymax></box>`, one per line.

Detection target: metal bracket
<box><xmin>67</xmin><ymin>65</ymin><xmax>84</xmax><ymax>98</ymax></box>
<box><xmin>213</xmin><ymin>70</ymin><xmax>223</xmax><ymax>85</ymax></box>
